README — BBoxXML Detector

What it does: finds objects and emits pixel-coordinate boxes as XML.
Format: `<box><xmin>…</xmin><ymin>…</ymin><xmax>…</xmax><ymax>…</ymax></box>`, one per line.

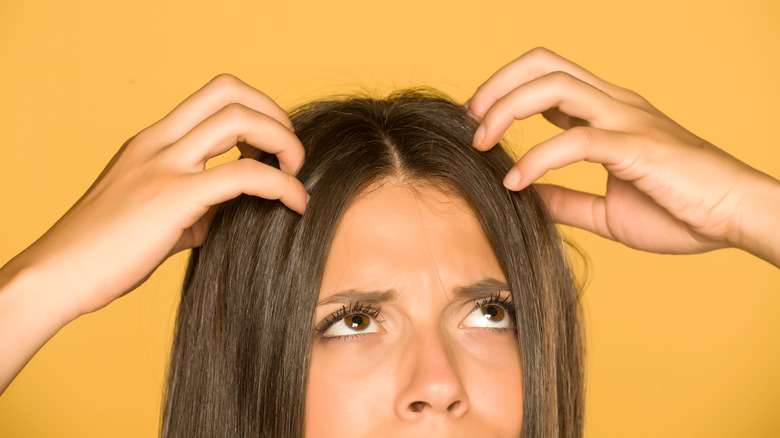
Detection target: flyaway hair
<box><xmin>161</xmin><ymin>89</ymin><xmax>584</xmax><ymax>437</ymax></box>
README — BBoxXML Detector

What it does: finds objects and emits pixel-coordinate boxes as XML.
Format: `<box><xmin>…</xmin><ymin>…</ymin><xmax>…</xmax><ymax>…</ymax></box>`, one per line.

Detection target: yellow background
<box><xmin>1</xmin><ymin>0</ymin><xmax>779</xmax><ymax>436</ymax></box>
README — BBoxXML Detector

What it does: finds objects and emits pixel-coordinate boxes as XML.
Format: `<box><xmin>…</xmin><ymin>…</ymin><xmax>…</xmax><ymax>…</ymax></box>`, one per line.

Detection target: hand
<box><xmin>0</xmin><ymin>74</ymin><xmax>309</xmax><ymax>393</ymax></box>
<box><xmin>13</xmin><ymin>74</ymin><xmax>308</xmax><ymax>316</ymax></box>
<box><xmin>467</xmin><ymin>47</ymin><xmax>780</xmax><ymax>263</ymax></box>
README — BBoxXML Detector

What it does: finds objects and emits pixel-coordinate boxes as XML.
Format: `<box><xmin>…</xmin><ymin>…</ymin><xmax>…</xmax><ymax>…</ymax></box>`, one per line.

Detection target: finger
<box><xmin>502</xmin><ymin>126</ymin><xmax>636</xmax><ymax>191</ymax></box>
<box><xmin>170</xmin><ymin>206</ymin><xmax>219</xmax><ymax>254</ymax></box>
<box><xmin>468</xmin><ymin>47</ymin><xmax>643</xmax><ymax>118</ymax></box>
<box><xmin>475</xmin><ymin>72</ymin><xmax>636</xmax><ymax>151</ymax></box>
<box><xmin>186</xmin><ymin>158</ymin><xmax>308</xmax><ymax>215</ymax></box>
<box><xmin>164</xmin><ymin>102</ymin><xmax>305</xmax><ymax>175</ymax></box>
<box><xmin>534</xmin><ymin>184</ymin><xmax>614</xmax><ymax>241</ymax></box>
<box><xmin>541</xmin><ymin>108</ymin><xmax>589</xmax><ymax>130</ymax></box>
<box><xmin>139</xmin><ymin>74</ymin><xmax>294</xmax><ymax>149</ymax></box>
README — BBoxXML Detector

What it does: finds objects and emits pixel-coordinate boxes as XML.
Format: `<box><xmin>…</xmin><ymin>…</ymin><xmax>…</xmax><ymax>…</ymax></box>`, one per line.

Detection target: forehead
<box><xmin>318</xmin><ymin>180</ymin><xmax>506</xmax><ymax>299</ymax></box>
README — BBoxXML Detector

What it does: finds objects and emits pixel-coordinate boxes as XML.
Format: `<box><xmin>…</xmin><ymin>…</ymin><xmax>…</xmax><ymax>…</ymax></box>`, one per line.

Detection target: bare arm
<box><xmin>0</xmin><ymin>74</ymin><xmax>308</xmax><ymax>394</ymax></box>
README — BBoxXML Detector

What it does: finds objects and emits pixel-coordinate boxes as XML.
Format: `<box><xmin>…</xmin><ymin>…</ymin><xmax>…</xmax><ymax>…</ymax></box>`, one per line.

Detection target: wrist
<box><xmin>727</xmin><ymin>170</ymin><xmax>780</xmax><ymax>267</ymax></box>
<box><xmin>3</xmin><ymin>225</ymin><xmax>121</xmax><ymax>318</ymax></box>
<box><xmin>0</xmin><ymin>253</ymin><xmax>85</xmax><ymax>393</ymax></box>
<box><xmin>1</xmin><ymin>251</ymin><xmax>86</xmax><ymax>323</ymax></box>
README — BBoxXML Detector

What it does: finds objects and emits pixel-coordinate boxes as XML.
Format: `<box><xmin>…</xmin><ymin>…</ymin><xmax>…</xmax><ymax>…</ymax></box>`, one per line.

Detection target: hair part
<box><xmin>162</xmin><ymin>88</ymin><xmax>584</xmax><ymax>437</ymax></box>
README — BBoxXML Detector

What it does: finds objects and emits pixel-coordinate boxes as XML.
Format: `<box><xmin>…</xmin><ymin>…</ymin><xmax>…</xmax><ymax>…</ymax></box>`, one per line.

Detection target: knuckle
<box><xmin>233</xmin><ymin>159</ymin><xmax>260</xmax><ymax>189</ymax></box>
<box><xmin>620</xmin><ymin>87</ymin><xmax>650</xmax><ymax>107</ymax></box>
<box><xmin>208</xmin><ymin>73</ymin><xmax>242</xmax><ymax>91</ymax></box>
<box><xmin>471</xmin><ymin>83</ymin><xmax>487</xmax><ymax>100</ymax></box>
<box><xmin>479</xmin><ymin>106</ymin><xmax>502</xmax><ymax>131</ymax></box>
<box><xmin>547</xmin><ymin>70</ymin><xmax>577</xmax><ymax>87</ymax></box>
<box><xmin>569</xmin><ymin>126</ymin><xmax>595</xmax><ymax>150</ymax></box>
<box><xmin>528</xmin><ymin>46</ymin><xmax>554</xmax><ymax>59</ymax></box>
<box><xmin>207</xmin><ymin>74</ymin><xmax>245</xmax><ymax>103</ymax></box>
<box><xmin>124</xmin><ymin>131</ymin><xmax>146</xmax><ymax>151</ymax></box>
<box><xmin>624</xmin><ymin>87</ymin><xmax>645</xmax><ymax>102</ymax></box>
<box><xmin>218</xmin><ymin>102</ymin><xmax>251</xmax><ymax>125</ymax></box>
<box><xmin>234</xmin><ymin>157</ymin><xmax>258</xmax><ymax>177</ymax></box>
<box><xmin>527</xmin><ymin>47</ymin><xmax>559</xmax><ymax>66</ymax></box>
<box><xmin>120</xmin><ymin>129</ymin><xmax>157</xmax><ymax>159</ymax></box>
<box><xmin>153</xmin><ymin>146</ymin><xmax>189</xmax><ymax>173</ymax></box>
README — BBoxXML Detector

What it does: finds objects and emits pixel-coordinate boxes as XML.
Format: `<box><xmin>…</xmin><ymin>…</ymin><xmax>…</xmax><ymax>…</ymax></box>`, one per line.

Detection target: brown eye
<box><xmin>481</xmin><ymin>305</ymin><xmax>505</xmax><ymax>322</ymax></box>
<box><xmin>344</xmin><ymin>314</ymin><xmax>370</xmax><ymax>331</ymax></box>
<box><xmin>461</xmin><ymin>299</ymin><xmax>514</xmax><ymax>329</ymax></box>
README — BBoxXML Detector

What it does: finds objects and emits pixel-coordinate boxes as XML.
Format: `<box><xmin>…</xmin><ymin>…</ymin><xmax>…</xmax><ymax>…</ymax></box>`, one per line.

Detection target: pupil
<box><xmin>350</xmin><ymin>315</ymin><xmax>365</xmax><ymax>328</ymax></box>
<box><xmin>485</xmin><ymin>306</ymin><xmax>498</xmax><ymax>319</ymax></box>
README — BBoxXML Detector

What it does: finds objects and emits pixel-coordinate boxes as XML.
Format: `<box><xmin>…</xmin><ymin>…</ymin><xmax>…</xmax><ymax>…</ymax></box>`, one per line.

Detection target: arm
<box><xmin>0</xmin><ymin>74</ymin><xmax>308</xmax><ymax>394</ymax></box>
<box><xmin>0</xmin><ymin>254</ymin><xmax>83</xmax><ymax>394</ymax></box>
<box><xmin>725</xmin><ymin>172</ymin><xmax>780</xmax><ymax>266</ymax></box>
<box><xmin>467</xmin><ymin>47</ymin><xmax>780</xmax><ymax>267</ymax></box>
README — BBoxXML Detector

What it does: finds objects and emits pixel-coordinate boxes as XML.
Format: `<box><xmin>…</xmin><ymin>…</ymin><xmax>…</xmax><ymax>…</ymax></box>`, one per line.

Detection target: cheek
<box><xmin>460</xmin><ymin>331</ymin><xmax>524</xmax><ymax>434</ymax></box>
<box><xmin>305</xmin><ymin>340</ymin><xmax>393</xmax><ymax>437</ymax></box>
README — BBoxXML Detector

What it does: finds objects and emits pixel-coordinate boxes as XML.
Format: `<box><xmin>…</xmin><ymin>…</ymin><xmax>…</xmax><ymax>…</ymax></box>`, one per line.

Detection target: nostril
<box><xmin>408</xmin><ymin>400</ymin><xmax>462</xmax><ymax>414</ymax></box>
<box><xmin>409</xmin><ymin>401</ymin><xmax>426</xmax><ymax>413</ymax></box>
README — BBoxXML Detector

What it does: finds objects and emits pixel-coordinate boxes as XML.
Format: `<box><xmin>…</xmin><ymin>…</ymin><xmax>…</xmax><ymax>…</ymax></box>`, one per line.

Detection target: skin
<box><xmin>0</xmin><ymin>47</ymin><xmax>777</xmax><ymax>400</ymax></box>
<box><xmin>468</xmin><ymin>47</ymin><xmax>780</xmax><ymax>264</ymax></box>
<box><xmin>305</xmin><ymin>182</ymin><xmax>523</xmax><ymax>437</ymax></box>
<box><xmin>0</xmin><ymin>74</ymin><xmax>308</xmax><ymax>393</ymax></box>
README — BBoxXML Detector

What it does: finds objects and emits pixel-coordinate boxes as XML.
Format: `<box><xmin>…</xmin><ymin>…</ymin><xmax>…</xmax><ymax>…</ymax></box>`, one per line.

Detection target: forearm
<box><xmin>0</xmin><ymin>251</ymin><xmax>84</xmax><ymax>394</ymax></box>
<box><xmin>729</xmin><ymin>171</ymin><xmax>780</xmax><ymax>268</ymax></box>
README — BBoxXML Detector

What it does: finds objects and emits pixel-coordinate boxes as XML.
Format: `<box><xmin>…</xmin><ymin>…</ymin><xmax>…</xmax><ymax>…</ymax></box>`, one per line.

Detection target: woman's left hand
<box><xmin>467</xmin><ymin>47</ymin><xmax>780</xmax><ymax>265</ymax></box>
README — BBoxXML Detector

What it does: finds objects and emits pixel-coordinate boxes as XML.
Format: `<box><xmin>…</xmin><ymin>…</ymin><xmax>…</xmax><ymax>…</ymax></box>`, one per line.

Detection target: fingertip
<box><xmin>281</xmin><ymin>174</ymin><xmax>309</xmax><ymax>216</ymax></box>
<box><xmin>278</xmin><ymin>147</ymin><xmax>306</xmax><ymax>176</ymax></box>
<box><xmin>473</xmin><ymin>124</ymin><xmax>486</xmax><ymax>149</ymax></box>
<box><xmin>297</xmin><ymin>186</ymin><xmax>311</xmax><ymax>215</ymax></box>
<box><xmin>288</xmin><ymin>194</ymin><xmax>307</xmax><ymax>215</ymax></box>
<box><xmin>299</xmin><ymin>192</ymin><xmax>311</xmax><ymax>215</ymax></box>
<box><xmin>466</xmin><ymin>102</ymin><xmax>486</xmax><ymax>123</ymax></box>
<box><xmin>503</xmin><ymin>167</ymin><xmax>523</xmax><ymax>190</ymax></box>
<box><xmin>295</xmin><ymin>157</ymin><xmax>306</xmax><ymax>176</ymax></box>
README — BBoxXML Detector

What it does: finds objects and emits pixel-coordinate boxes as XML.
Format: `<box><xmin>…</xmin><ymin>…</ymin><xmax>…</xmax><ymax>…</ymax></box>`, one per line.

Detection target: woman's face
<box><xmin>305</xmin><ymin>181</ymin><xmax>523</xmax><ymax>437</ymax></box>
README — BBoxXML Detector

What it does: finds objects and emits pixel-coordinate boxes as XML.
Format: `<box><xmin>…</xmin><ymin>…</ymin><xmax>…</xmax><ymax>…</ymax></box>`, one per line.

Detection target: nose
<box><xmin>394</xmin><ymin>327</ymin><xmax>470</xmax><ymax>420</ymax></box>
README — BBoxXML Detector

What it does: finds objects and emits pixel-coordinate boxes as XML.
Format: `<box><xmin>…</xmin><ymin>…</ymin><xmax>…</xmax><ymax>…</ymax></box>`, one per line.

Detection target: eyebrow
<box><xmin>453</xmin><ymin>278</ymin><xmax>511</xmax><ymax>301</ymax></box>
<box><xmin>316</xmin><ymin>278</ymin><xmax>510</xmax><ymax>307</ymax></box>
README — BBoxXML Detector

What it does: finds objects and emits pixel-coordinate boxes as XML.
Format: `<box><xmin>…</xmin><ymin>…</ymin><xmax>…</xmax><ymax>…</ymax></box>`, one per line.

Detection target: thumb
<box><xmin>534</xmin><ymin>184</ymin><xmax>613</xmax><ymax>240</ymax></box>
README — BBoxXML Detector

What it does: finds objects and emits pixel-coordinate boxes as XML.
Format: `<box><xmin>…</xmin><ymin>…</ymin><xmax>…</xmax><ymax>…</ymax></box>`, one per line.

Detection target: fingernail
<box><xmin>503</xmin><ymin>167</ymin><xmax>522</xmax><ymax>190</ymax></box>
<box><xmin>473</xmin><ymin>124</ymin><xmax>485</xmax><ymax>148</ymax></box>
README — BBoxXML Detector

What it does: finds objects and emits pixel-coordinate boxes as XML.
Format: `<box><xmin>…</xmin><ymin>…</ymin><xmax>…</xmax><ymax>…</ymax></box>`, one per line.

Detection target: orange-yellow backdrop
<box><xmin>1</xmin><ymin>0</ymin><xmax>779</xmax><ymax>436</ymax></box>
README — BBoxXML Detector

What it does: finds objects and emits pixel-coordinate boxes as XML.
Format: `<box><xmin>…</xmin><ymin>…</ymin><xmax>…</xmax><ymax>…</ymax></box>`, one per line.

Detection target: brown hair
<box><xmin>161</xmin><ymin>89</ymin><xmax>584</xmax><ymax>437</ymax></box>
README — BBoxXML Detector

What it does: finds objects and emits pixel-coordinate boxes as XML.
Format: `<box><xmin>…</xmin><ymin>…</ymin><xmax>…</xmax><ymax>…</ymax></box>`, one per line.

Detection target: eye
<box><xmin>322</xmin><ymin>312</ymin><xmax>382</xmax><ymax>338</ymax></box>
<box><xmin>460</xmin><ymin>302</ymin><xmax>514</xmax><ymax>329</ymax></box>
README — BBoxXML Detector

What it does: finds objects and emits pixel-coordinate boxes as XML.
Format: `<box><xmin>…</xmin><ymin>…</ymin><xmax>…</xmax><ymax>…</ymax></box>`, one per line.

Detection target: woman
<box><xmin>0</xmin><ymin>48</ymin><xmax>777</xmax><ymax>436</ymax></box>
<box><xmin>160</xmin><ymin>88</ymin><xmax>582</xmax><ymax>436</ymax></box>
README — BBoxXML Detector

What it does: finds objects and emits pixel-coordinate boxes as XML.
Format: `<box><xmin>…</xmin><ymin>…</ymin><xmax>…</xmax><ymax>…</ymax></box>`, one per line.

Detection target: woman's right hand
<box><xmin>29</xmin><ymin>74</ymin><xmax>307</xmax><ymax>314</ymax></box>
<box><xmin>0</xmin><ymin>74</ymin><xmax>307</xmax><ymax>392</ymax></box>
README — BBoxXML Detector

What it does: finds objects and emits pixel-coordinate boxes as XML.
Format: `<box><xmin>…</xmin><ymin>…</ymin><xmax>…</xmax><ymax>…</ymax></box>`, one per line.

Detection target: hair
<box><xmin>161</xmin><ymin>89</ymin><xmax>584</xmax><ymax>437</ymax></box>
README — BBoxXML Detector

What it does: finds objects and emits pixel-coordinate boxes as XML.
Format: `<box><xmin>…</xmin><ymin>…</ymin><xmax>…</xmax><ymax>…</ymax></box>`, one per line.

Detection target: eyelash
<box><xmin>472</xmin><ymin>292</ymin><xmax>515</xmax><ymax>315</ymax></box>
<box><xmin>471</xmin><ymin>292</ymin><xmax>517</xmax><ymax>330</ymax></box>
<box><xmin>314</xmin><ymin>293</ymin><xmax>516</xmax><ymax>336</ymax></box>
<box><xmin>314</xmin><ymin>301</ymin><xmax>383</xmax><ymax>334</ymax></box>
